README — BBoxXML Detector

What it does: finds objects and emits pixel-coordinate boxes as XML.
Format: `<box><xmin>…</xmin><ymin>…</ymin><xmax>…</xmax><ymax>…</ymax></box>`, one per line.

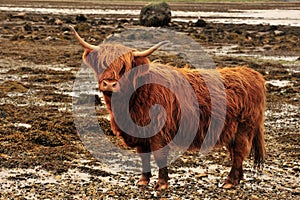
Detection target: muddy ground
<box><xmin>0</xmin><ymin>1</ymin><xmax>299</xmax><ymax>199</ymax></box>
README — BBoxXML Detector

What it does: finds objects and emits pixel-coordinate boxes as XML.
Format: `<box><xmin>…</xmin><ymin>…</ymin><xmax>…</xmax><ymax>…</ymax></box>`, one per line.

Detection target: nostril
<box><xmin>101</xmin><ymin>80</ymin><xmax>119</xmax><ymax>91</ymax></box>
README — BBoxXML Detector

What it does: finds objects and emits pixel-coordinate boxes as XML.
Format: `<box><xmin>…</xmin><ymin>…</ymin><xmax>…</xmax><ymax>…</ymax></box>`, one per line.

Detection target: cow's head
<box><xmin>70</xmin><ymin>25</ymin><xmax>167</xmax><ymax>94</ymax></box>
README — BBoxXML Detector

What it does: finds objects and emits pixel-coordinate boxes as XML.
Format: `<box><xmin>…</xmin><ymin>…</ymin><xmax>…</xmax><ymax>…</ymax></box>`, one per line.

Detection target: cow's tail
<box><xmin>252</xmin><ymin>124</ymin><xmax>266</xmax><ymax>168</ymax></box>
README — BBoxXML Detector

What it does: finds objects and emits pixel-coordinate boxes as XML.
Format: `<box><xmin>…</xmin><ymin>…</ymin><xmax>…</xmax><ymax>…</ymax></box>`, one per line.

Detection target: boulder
<box><xmin>139</xmin><ymin>2</ymin><xmax>171</xmax><ymax>27</ymax></box>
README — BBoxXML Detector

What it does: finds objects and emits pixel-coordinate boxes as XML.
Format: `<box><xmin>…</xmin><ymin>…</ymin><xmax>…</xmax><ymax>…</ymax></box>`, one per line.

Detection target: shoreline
<box><xmin>1</xmin><ymin>1</ymin><xmax>300</xmax><ymax>11</ymax></box>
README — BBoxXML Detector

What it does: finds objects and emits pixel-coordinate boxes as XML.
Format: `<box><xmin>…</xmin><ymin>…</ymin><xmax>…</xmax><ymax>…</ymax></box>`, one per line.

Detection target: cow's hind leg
<box><xmin>223</xmin><ymin>124</ymin><xmax>254</xmax><ymax>189</ymax></box>
<box><xmin>152</xmin><ymin>147</ymin><xmax>169</xmax><ymax>190</ymax></box>
<box><xmin>137</xmin><ymin>145</ymin><xmax>152</xmax><ymax>186</ymax></box>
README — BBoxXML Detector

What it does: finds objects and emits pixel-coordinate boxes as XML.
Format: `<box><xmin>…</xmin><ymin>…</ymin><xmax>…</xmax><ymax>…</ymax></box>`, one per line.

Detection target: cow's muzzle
<box><xmin>99</xmin><ymin>80</ymin><xmax>120</xmax><ymax>92</ymax></box>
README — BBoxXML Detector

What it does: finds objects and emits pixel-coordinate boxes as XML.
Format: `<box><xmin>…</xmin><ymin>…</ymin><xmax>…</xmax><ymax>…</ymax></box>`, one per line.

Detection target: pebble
<box><xmin>23</xmin><ymin>23</ymin><xmax>32</xmax><ymax>32</ymax></box>
<box><xmin>54</xmin><ymin>19</ymin><xmax>63</xmax><ymax>25</ymax></box>
<box><xmin>76</xmin><ymin>14</ymin><xmax>88</xmax><ymax>22</ymax></box>
<box><xmin>194</xmin><ymin>18</ymin><xmax>207</xmax><ymax>27</ymax></box>
<box><xmin>274</xmin><ymin>30</ymin><xmax>285</xmax><ymax>36</ymax></box>
<box><xmin>11</xmin><ymin>12</ymin><xmax>27</xmax><ymax>19</ymax></box>
<box><xmin>250</xmin><ymin>194</ymin><xmax>259</xmax><ymax>200</ymax></box>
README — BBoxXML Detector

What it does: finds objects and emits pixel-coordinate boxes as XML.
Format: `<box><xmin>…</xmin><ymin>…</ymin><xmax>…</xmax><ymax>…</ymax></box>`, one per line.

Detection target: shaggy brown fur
<box><xmin>80</xmin><ymin>43</ymin><xmax>266</xmax><ymax>190</ymax></box>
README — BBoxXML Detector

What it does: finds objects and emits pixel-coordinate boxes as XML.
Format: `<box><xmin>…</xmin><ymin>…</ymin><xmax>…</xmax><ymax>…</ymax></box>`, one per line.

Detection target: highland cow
<box><xmin>70</xmin><ymin>25</ymin><xmax>266</xmax><ymax>190</ymax></box>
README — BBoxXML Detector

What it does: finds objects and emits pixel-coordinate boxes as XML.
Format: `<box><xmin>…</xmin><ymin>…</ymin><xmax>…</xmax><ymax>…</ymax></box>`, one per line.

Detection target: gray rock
<box><xmin>194</xmin><ymin>19</ymin><xmax>207</xmax><ymax>27</ymax></box>
<box><xmin>9</xmin><ymin>12</ymin><xmax>26</xmax><ymax>19</ymax></box>
<box><xmin>274</xmin><ymin>30</ymin><xmax>285</xmax><ymax>36</ymax></box>
<box><xmin>23</xmin><ymin>23</ymin><xmax>32</xmax><ymax>32</ymax></box>
<box><xmin>139</xmin><ymin>2</ymin><xmax>171</xmax><ymax>27</ymax></box>
<box><xmin>76</xmin><ymin>14</ymin><xmax>88</xmax><ymax>22</ymax></box>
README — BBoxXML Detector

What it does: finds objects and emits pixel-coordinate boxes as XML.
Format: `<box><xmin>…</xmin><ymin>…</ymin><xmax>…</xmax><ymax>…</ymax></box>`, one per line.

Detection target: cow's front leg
<box><xmin>136</xmin><ymin>145</ymin><xmax>152</xmax><ymax>186</ymax></box>
<box><xmin>152</xmin><ymin>147</ymin><xmax>169</xmax><ymax>190</ymax></box>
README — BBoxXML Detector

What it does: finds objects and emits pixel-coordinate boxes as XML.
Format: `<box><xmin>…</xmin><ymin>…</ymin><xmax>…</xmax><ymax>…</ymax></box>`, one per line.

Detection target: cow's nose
<box><xmin>100</xmin><ymin>80</ymin><xmax>120</xmax><ymax>92</ymax></box>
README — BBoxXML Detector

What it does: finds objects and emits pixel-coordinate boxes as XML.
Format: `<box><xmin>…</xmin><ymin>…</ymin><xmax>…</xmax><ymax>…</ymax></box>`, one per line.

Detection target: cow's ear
<box><xmin>132</xmin><ymin>56</ymin><xmax>150</xmax><ymax>68</ymax></box>
<box><xmin>82</xmin><ymin>49</ymin><xmax>100</xmax><ymax>77</ymax></box>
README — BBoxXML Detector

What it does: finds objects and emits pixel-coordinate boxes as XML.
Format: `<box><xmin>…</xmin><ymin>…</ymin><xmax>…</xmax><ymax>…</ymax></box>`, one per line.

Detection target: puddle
<box><xmin>287</xmin><ymin>68</ymin><xmax>300</xmax><ymax>73</ymax></box>
<box><xmin>230</xmin><ymin>54</ymin><xmax>300</xmax><ymax>62</ymax></box>
<box><xmin>266</xmin><ymin>80</ymin><xmax>291</xmax><ymax>87</ymax></box>
<box><xmin>265</xmin><ymin>103</ymin><xmax>299</xmax><ymax>131</ymax></box>
<box><xmin>63</xmin><ymin>89</ymin><xmax>102</xmax><ymax>98</ymax></box>
<box><xmin>0</xmin><ymin>167</ymin><xmax>91</xmax><ymax>190</ymax></box>
<box><xmin>0</xmin><ymin>167</ymin><xmax>56</xmax><ymax>185</ymax></box>
<box><xmin>174</xmin><ymin>9</ymin><xmax>300</xmax><ymax>27</ymax></box>
<box><xmin>206</xmin><ymin>45</ymin><xmax>299</xmax><ymax>62</ymax></box>
<box><xmin>0</xmin><ymin>58</ymin><xmax>77</xmax><ymax>112</ymax></box>
<box><xmin>173</xmin><ymin>9</ymin><xmax>300</xmax><ymax>27</ymax></box>
<box><xmin>14</xmin><ymin>123</ymin><xmax>32</xmax><ymax>129</ymax></box>
<box><xmin>0</xmin><ymin>6</ymin><xmax>299</xmax><ymax>27</ymax></box>
<box><xmin>0</xmin><ymin>59</ymin><xmax>75</xmax><ymax>72</ymax></box>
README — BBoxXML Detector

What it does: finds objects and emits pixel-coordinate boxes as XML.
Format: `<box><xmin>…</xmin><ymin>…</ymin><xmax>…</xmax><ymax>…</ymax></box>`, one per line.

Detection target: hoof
<box><xmin>137</xmin><ymin>179</ymin><xmax>150</xmax><ymax>186</ymax></box>
<box><xmin>137</xmin><ymin>173</ymin><xmax>151</xmax><ymax>187</ymax></box>
<box><xmin>154</xmin><ymin>180</ymin><xmax>168</xmax><ymax>190</ymax></box>
<box><xmin>222</xmin><ymin>182</ymin><xmax>235</xmax><ymax>189</ymax></box>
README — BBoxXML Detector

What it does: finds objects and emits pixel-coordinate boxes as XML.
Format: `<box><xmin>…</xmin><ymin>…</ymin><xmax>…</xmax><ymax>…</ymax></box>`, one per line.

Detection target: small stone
<box><xmin>10</xmin><ymin>34</ymin><xmax>19</xmax><ymax>41</ymax></box>
<box><xmin>12</xmin><ymin>12</ymin><xmax>26</xmax><ymax>19</ymax></box>
<box><xmin>195</xmin><ymin>172</ymin><xmax>208</xmax><ymax>178</ymax></box>
<box><xmin>282</xmin><ymin>162</ymin><xmax>289</xmax><ymax>167</ymax></box>
<box><xmin>55</xmin><ymin>175</ymin><xmax>62</xmax><ymax>180</ymax></box>
<box><xmin>108</xmin><ymin>191</ymin><xmax>115</xmax><ymax>196</ymax></box>
<box><xmin>292</xmin><ymin>166</ymin><xmax>300</xmax><ymax>172</ymax></box>
<box><xmin>46</xmin><ymin>17</ymin><xmax>56</xmax><ymax>24</ymax></box>
<box><xmin>45</xmin><ymin>36</ymin><xmax>52</xmax><ymax>41</ymax></box>
<box><xmin>0</xmin><ymin>154</ymin><xmax>10</xmax><ymax>159</ymax></box>
<box><xmin>274</xmin><ymin>30</ymin><xmax>285</xmax><ymax>36</ymax></box>
<box><xmin>250</xmin><ymin>194</ymin><xmax>259</xmax><ymax>200</ymax></box>
<box><xmin>54</xmin><ymin>19</ymin><xmax>63</xmax><ymax>25</ymax></box>
<box><xmin>194</xmin><ymin>19</ymin><xmax>207</xmax><ymax>27</ymax></box>
<box><xmin>23</xmin><ymin>23</ymin><xmax>32</xmax><ymax>32</ymax></box>
<box><xmin>76</xmin><ymin>14</ymin><xmax>88</xmax><ymax>22</ymax></box>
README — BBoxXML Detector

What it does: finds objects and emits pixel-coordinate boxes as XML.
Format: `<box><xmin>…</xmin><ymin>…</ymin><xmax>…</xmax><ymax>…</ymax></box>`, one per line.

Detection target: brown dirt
<box><xmin>0</xmin><ymin>1</ymin><xmax>299</xmax><ymax>199</ymax></box>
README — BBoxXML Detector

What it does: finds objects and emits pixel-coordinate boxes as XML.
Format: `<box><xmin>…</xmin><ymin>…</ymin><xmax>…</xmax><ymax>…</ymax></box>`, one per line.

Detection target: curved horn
<box><xmin>69</xmin><ymin>25</ymin><xmax>99</xmax><ymax>50</ymax></box>
<box><xmin>133</xmin><ymin>41</ymin><xmax>169</xmax><ymax>57</ymax></box>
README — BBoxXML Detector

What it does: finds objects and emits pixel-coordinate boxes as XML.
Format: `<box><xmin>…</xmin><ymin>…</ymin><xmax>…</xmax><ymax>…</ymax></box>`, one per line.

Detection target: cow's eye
<box><xmin>119</xmin><ymin>64</ymin><xmax>126</xmax><ymax>76</ymax></box>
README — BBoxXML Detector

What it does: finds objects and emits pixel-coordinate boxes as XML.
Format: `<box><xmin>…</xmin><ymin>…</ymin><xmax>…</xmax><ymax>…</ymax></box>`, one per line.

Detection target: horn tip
<box><xmin>156</xmin><ymin>40</ymin><xmax>170</xmax><ymax>48</ymax></box>
<box><xmin>160</xmin><ymin>40</ymin><xmax>170</xmax><ymax>45</ymax></box>
<box><xmin>69</xmin><ymin>25</ymin><xmax>76</xmax><ymax>33</ymax></box>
